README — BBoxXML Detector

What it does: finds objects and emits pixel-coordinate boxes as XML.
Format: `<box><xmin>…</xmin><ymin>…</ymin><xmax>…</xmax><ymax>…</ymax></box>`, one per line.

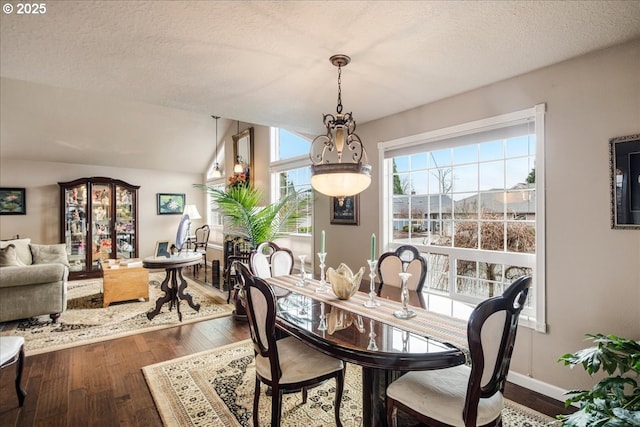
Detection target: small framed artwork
<box><xmin>0</xmin><ymin>188</ymin><xmax>26</xmax><ymax>215</ymax></box>
<box><xmin>330</xmin><ymin>195</ymin><xmax>359</xmax><ymax>225</ymax></box>
<box><xmin>154</xmin><ymin>240</ymin><xmax>171</xmax><ymax>257</ymax></box>
<box><xmin>157</xmin><ymin>193</ymin><xmax>185</xmax><ymax>215</ymax></box>
<box><xmin>609</xmin><ymin>133</ymin><xmax>640</xmax><ymax>229</ymax></box>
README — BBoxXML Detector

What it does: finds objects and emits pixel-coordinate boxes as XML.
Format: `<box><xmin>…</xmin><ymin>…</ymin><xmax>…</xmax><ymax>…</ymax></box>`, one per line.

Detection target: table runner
<box><xmin>266</xmin><ymin>275</ymin><xmax>469</xmax><ymax>357</ymax></box>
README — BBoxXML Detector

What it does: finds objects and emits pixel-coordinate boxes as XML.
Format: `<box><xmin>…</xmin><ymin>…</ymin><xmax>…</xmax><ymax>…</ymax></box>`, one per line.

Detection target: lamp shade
<box><xmin>311</xmin><ymin>163</ymin><xmax>372</xmax><ymax>198</ymax></box>
<box><xmin>183</xmin><ymin>204</ymin><xmax>201</xmax><ymax>220</ymax></box>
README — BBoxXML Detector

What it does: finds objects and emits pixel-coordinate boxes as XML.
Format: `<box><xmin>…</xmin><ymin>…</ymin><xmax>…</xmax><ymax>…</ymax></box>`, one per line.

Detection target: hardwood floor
<box><xmin>0</xmin><ymin>274</ymin><xmax>571</xmax><ymax>427</ymax></box>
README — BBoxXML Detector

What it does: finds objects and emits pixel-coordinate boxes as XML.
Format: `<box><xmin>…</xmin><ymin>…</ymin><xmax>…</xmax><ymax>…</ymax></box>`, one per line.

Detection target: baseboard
<box><xmin>508</xmin><ymin>371</ymin><xmax>570</xmax><ymax>404</ymax></box>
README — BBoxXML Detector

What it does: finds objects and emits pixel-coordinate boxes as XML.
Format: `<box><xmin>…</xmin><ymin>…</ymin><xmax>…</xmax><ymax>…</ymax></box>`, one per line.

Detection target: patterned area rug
<box><xmin>0</xmin><ymin>272</ymin><xmax>234</xmax><ymax>355</ymax></box>
<box><xmin>143</xmin><ymin>340</ymin><xmax>557</xmax><ymax>427</ymax></box>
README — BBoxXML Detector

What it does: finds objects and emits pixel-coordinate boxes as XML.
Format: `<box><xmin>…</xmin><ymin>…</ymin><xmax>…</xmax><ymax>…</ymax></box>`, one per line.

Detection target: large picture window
<box><xmin>380</xmin><ymin>105</ymin><xmax>546</xmax><ymax>331</ymax></box>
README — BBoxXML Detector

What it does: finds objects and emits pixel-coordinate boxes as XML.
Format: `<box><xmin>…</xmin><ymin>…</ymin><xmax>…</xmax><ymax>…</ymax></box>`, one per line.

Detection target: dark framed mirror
<box><xmin>232</xmin><ymin>127</ymin><xmax>254</xmax><ymax>186</ymax></box>
<box><xmin>609</xmin><ymin>133</ymin><xmax>640</xmax><ymax>230</ymax></box>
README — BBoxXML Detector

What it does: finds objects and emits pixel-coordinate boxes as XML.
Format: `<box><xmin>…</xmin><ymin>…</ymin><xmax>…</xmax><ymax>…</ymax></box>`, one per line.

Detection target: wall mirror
<box><xmin>233</xmin><ymin>127</ymin><xmax>254</xmax><ymax>185</ymax></box>
<box><xmin>609</xmin><ymin>133</ymin><xmax>640</xmax><ymax>229</ymax></box>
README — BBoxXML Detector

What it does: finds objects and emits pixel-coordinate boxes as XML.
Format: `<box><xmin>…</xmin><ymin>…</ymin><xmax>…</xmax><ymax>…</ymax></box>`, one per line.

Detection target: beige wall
<box><xmin>315</xmin><ymin>39</ymin><xmax>640</xmax><ymax>393</ymax></box>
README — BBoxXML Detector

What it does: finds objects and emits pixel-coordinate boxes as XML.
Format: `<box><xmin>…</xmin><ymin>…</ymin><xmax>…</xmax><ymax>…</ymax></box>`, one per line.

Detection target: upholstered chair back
<box><xmin>250</xmin><ymin>242</ymin><xmax>294</xmax><ymax>279</ymax></box>
<box><xmin>377</xmin><ymin>245</ymin><xmax>427</xmax><ymax>293</ymax></box>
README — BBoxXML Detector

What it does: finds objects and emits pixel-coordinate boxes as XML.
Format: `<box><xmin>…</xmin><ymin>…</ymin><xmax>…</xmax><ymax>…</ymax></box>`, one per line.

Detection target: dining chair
<box><xmin>385</xmin><ymin>275</ymin><xmax>532</xmax><ymax>427</ymax></box>
<box><xmin>236</xmin><ymin>262</ymin><xmax>346</xmax><ymax>427</ymax></box>
<box><xmin>0</xmin><ymin>336</ymin><xmax>27</xmax><ymax>407</ymax></box>
<box><xmin>377</xmin><ymin>245</ymin><xmax>427</xmax><ymax>295</ymax></box>
<box><xmin>192</xmin><ymin>224</ymin><xmax>210</xmax><ymax>282</ymax></box>
<box><xmin>249</xmin><ymin>241</ymin><xmax>294</xmax><ymax>279</ymax></box>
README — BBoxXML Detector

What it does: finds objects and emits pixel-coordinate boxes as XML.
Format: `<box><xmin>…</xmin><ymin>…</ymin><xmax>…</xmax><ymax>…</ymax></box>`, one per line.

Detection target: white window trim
<box><xmin>378</xmin><ymin>104</ymin><xmax>546</xmax><ymax>332</ymax></box>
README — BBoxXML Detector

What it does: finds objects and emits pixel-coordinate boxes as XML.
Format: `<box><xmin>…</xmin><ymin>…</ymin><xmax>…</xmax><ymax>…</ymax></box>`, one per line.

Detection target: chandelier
<box><xmin>310</xmin><ymin>54</ymin><xmax>371</xmax><ymax>201</ymax></box>
<box><xmin>211</xmin><ymin>115</ymin><xmax>222</xmax><ymax>178</ymax></box>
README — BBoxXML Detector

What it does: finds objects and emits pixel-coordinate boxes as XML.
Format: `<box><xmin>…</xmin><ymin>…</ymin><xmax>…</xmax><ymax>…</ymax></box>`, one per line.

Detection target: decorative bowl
<box><xmin>327</xmin><ymin>263</ymin><xmax>364</xmax><ymax>300</ymax></box>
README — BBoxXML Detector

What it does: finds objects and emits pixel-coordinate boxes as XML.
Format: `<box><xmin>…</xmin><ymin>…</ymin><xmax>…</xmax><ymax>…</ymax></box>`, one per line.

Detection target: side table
<box><xmin>102</xmin><ymin>264</ymin><xmax>149</xmax><ymax>308</ymax></box>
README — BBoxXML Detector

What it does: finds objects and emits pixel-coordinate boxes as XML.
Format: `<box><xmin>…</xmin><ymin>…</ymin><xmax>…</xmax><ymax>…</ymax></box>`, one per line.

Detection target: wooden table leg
<box><xmin>147</xmin><ymin>268</ymin><xmax>173</xmax><ymax>320</ymax></box>
<box><xmin>177</xmin><ymin>266</ymin><xmax>200</xmax><ymax>315</ymax></box>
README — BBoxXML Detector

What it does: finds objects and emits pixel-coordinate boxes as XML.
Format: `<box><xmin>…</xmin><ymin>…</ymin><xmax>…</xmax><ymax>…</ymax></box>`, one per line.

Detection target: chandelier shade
<box><xmin>310</xmin><ymin>54</ymin><xmax>371</xmax><ymax>200</ymax></box>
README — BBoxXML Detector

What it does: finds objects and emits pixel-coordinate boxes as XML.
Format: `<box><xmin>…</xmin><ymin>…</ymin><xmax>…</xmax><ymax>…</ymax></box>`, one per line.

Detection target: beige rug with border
<box><xmin>0</xmin><ymin>272</ymin><xmax>234</xmax><ymax>355</ymax></box>
<box><xmin>143</xmin><ymin>339</ymin><xmax>558</xmax><ymax>427</ymax></box>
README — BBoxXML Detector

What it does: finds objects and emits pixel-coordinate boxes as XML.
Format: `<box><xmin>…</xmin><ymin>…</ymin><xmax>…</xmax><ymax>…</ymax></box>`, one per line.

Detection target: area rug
<box><xmin>143</xmin><ymin>339</ymin><xmax>557</xmax><ymax>427</ymax></box>
<box><xmin>0</xmin><ymin>272</ymin><xmax>234</xmax><ymax>355</ymax></box>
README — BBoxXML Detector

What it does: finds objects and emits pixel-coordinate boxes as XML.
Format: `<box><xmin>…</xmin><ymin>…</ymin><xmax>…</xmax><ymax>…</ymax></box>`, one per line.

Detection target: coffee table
<box><xmin>143</xmin><ymin>252</ymin><xmax>202</xmax><ymax>321</ymax></box>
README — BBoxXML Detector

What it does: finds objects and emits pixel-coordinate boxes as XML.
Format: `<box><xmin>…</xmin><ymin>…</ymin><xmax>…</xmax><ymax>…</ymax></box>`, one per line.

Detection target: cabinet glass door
<box><xmin>115</xmin><ymin>185</ymin><xmax>135</xmax><ymax>259</ymax></box>
<box><xmin>91</xmin><ymin>184</ymin><xmax>112</xmax><ymax>269</ymax></box>
<box><xmin>63</xmin><ymin>184</ymin><xmax>87</xmax><ymax>272</ymax></box>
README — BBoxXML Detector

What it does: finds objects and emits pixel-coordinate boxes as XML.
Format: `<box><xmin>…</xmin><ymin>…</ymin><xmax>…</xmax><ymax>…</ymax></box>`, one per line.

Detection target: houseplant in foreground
<box><xmin>557</xmin><ymin>333</ymin><xmax>640</xmax><ymax>426</ymax></box>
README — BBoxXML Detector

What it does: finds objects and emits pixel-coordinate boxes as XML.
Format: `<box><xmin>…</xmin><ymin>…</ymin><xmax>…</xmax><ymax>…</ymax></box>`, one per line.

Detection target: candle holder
<box><xmin>315</xmin><ymin>252</ymin><xmax>330</xmax><ymax>293</ymax></box>
<box><xmin>393</xmin><ymin>272</ymin><xmax>416</xmax><ymax>319</ymax></box>
<box><xmin>296</xmin><ymin>254</ymin><xmax>306</xmax><ymax>287</ymax></box>
<box><xmin>363</xmin><ymin>259</ymin><xmax>380</xmax><ymax>307</ymax></box>
<box><xmin>317</xmin><ymin>302</ymin><xmax>328</xmax><ymax>331</ymax></box>
<box><xmin>367</xmin><ymin>319</ymin><xmax>378</xmax><ymax>351</ymax></box>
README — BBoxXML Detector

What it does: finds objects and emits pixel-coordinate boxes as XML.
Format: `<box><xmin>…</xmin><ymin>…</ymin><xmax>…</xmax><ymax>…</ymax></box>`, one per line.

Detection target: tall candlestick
<box><xmin>321</xmin><ymin>230</ymin><xmax>325</xmax><ymax>253</ymax></box>
<box><xmin>370</xmin><ymin>233</ymin><xmax>376</xmax><ymax>261</ymax></box>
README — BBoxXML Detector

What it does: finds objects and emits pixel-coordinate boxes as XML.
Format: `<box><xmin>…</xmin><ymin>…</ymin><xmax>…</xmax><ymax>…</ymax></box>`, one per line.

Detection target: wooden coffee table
<box><xmin>102</xmin><ymin>264</ymin><xmax>149</xmax><ymax>308</ymax></box>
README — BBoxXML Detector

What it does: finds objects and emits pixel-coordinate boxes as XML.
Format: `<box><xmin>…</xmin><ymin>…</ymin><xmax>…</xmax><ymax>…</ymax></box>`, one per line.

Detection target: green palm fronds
<box><xmin>194</xmin><ymin>183</ymin><xmax>308</xmax><ymax>247</ymax></box>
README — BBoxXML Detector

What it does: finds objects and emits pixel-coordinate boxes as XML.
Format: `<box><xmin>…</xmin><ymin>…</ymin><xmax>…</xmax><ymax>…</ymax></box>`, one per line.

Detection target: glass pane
<box><xmin>427</xmin><ymin>220</ymin><xmax>452</xmax><ymax>246</ymax></box>
<box><xmin>425</xmin><ymin>253</ymin><xmax>449</xmax><ymax>291</ymax></box>
<box><xmin>506</xmin><ymin>157</ymin><xmax>531</xmax><ymax>188</ymax></box>
<box><xmin>479</xmin><ymin>140</ymin><xmax>503</xmax><ymax>162</ymax></box>
<box><xmin>115</xmin><ymin>185</ymin><xmax>135</xmax><ymax>259</ymax></box>
<box><xmin>453</xmin><ymin>220</ymin><xmax>478</xmax><ymax>249</ymax></box>
<box><xmin>479</xmin><ymin>191</ymin><xmax>506</xmax><ymax>217</ymax></box>
<box><xmin>64</xmin><ymin>184</ymin><xmax>87</xmax><ymax>272</ymax></box>
<box><xmin>411</xmin><ymin>153</ymin><xmax>428</xmax><ymax>170</ymax></box>
<box><xmin>393</xmin><ymin>220</ymin><xmax>410</xmax><ymax>242</ymax></box>
<box><xmin>454</xmin><ymin>193</ymin><xmax>478</xmax><ymax>219</ymax></box>
<box><xmin>479</xmin><ymin>161</ymin><xmax>504</xmax><ymax>191</ymax></box>
<box><xmin>409</xmin><ymin>171</ymin><xmax>428</xmax><ymax>195</ymax></box>
<box><xmin>428</xmin><ymin>168</ymin><xmax>453</xmax><ymax>194</ymax></box>
<box><xmin>394</xmin><ymin>156</ymin><xmax>410</xmax><ymax>173</ymax></box>
<box><xmin>506</xmin><ymin>135</ymin><xmax>531</xmax><ymax>158</ymax></box>
<box><xmin>410</xmin><ymin>195</ymin><xmax>428</xmax><ymax>219</ymax></box>
<box><xmin>394</xmin><ymin>172</ymin><xmax>411</xmax><ymax>195</ymax></box>
<box><xmin>278</xmin><ymin>129</ymin><xmax>309</xmax><ymax>160</ymax></box>
<box><xmin>505</xmin><ymin>188</ymin><xmax>535</xmax><ymax>218</ymax></box>
<box><xmin>92</xmin><ymin>184</ymin><xmax>112</xmax><ymax>269</ymax></box>
<box><xmin>506</xmin><ymin>221</ymin><xmax>536</xmax><ymax>253</ymax></box>
<box><xmin>428</xmin><ymin>149</ymin><xmax>451</xmax><ymax>168</ymax></box>
<box><xmin>480</xmin><ymin>220</ymin><xmax>505</xmax><ymax>251</ymax></box>
<box><xmin>392</xmin><ymin>196</ymin><xmax>409</xmax><ymax>219</ymax></box>
<box><xmin>453</xmin><ymin>144</ymin><xmax>477</xmax><ymax>165</ymax></box>
<box><xmin>452</xmin><ymin>164</ymin><xmax>478</xmax><ymax>193</ymax></box>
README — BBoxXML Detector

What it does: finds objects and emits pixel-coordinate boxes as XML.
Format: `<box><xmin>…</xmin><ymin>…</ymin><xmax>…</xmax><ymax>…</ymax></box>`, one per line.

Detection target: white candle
<box><xmin>370</xmin><ymin>233</ymin><xmax>376</xmax><ymax>261</ymax></box>
<box><xmin>321</xmin><ymin>230</ymin><xmax>325</xmax><ymax>253</ymax></box>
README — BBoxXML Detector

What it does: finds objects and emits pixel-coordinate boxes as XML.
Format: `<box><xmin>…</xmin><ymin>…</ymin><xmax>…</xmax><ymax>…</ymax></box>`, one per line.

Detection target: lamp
<box><xmin>310</xmin><ymin>54</ymin><xmax>372</xmax><ymax>201</ymax></box>
<box><xmin>211</xmin><ymin>115</ymin><xmax>222</xmax><ymax>178</ymax></box>
<box><xmin>183</xmin><ymin>204</ymin><xmax>201</xmax><ymax>245</ymax></box>
<box><xmin>234</xmin><ymin>157</ymin><xmax>245</xmax><ymax>173</ymax></box>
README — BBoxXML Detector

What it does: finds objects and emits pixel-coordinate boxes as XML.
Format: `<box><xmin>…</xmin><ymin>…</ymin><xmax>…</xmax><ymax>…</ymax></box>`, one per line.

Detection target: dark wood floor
<box><xmin>0</xmin><ymin>273</ymin><xmax>571</xmax><ymax>427</ymax></box>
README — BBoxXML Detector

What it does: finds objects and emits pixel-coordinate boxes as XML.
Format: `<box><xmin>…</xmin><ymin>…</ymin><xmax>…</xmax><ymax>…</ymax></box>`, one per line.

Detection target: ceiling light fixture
<box><xmin>310</xmin><ymin>54</ymin><xmax>371</xmax><ymax>201</ymax></box>
<box><xmin>211</xmin><ymin>115</ymin><xmax>222</xmax><ymax>179</ymax></box>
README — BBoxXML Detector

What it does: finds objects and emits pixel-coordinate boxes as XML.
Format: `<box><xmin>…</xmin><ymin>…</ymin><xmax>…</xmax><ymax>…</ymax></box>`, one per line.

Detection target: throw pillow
<box><xmin>30</xmin><ymin>243</ymin><xmax>70</xmax><ymax>267</ymax></box>
<box><xmin>0</xmin><ymin>238</ymin><xmax>32</xmax><ymax>265</ymax></box>
<box><xmin>0</xmin><ymin>244</ymin><xmax>25</xmax><ymax>267</ymax></box>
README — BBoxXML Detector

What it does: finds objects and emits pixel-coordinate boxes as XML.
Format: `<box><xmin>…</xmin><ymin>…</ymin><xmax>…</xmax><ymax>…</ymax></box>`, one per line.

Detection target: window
<box><xmin>380</xmin><ymin>105</ymin><xmax>546</xmax><ymax>331</ymax></box>
<box><xmin>270</xmin><ymin>128</ymin><xmax>313</xmax><ymax>235</ymax></box>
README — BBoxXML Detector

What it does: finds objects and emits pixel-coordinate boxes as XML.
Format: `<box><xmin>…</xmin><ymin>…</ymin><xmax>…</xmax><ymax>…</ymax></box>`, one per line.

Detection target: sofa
<box><xmin>0</xmin><ymin>238</ymin><xmax>69</xmax><ymax>323</ymax></box>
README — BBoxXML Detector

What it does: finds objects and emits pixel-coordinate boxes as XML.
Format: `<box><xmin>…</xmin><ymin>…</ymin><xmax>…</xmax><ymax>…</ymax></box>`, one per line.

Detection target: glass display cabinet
<box><xmin>59</xmin><ymin>177</ymin><xmax>139</xmax><ymax>279</ymax></box>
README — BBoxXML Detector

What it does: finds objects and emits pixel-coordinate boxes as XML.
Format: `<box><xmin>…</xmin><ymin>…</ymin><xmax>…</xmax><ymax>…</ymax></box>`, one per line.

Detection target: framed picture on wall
<box><xmin>609</xmin><ymin>133</ymin><xmax>640</xmax><ymax>229</ymax></box>
<box><xmin>0</xmin><ymin>188</ymin><xmax>26</xmax><ymax>215</ymax></box>
<box><xmin>157</xmin><ymin>193</ymin><xmax>185</xmax><ymax>215</ymax></box>
<box><xmin>330</xmin><ymin>195</ymin><xmax>359</xmax><ymax>225</ymax></box>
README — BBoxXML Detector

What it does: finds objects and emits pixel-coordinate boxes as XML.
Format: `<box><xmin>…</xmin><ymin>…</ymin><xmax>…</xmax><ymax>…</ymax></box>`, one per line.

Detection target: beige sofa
<box><xmin>0</xmin><ymin>238</ymin><xmax>68</xmax><ymax>323</ymax></box>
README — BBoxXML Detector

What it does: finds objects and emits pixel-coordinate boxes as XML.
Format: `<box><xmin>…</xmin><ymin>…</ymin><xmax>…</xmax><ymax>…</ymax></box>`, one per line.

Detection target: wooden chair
<box><xmin>192</xmin><ymin>225</ymin><xmax>210</xmax><ymax>282</ymax></box>
<box><xmin>236</xmin><ymin>263</ymin><xmax>346</xmax><ymax>427</ymax></box>
<box><xmin>386</xmin><ymin>275</ymin><xmax>532</xmax><ymax>427</ymax></box>
<box><xmin>377</xmin><ymin>245</ymin><xmax>427</xmax><ymax>295</ymax></box>
<box><xmin>0</xmin><ymin>336</ymin><xmax>26</xmax><ymax>407</ymax></box>
<box><xmin>250</xmin><ymin>242</ymin><xmax>294</xmax><ymax>278</ymax></box>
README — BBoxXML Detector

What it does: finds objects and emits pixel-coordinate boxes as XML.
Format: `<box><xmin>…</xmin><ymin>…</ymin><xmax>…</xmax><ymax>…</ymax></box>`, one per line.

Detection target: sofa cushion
<box><xmin>0</xmin><ymin>244</ymin><xmax>25</xmax><ymax>267</ymax></box>
<box><xmin>0</xmin><ymin>238</ymin><xmax>32</xmax><ymax>265</ymax></box>
<box><xmin>0</xmin><ymin>263</ymin><xmax>68</xmax><ymax>288</ymax></box>
<box><xmin>30</xmin><ymin>244</ymin><xmax>70</xmax><ymax>267</ymax></box>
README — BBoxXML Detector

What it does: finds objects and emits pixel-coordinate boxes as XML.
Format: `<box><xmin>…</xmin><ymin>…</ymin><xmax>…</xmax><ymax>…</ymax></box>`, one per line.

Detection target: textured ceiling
<box><xmin>1</xmin><ymin>1</ymin><xmax>639</xmax><ymax>173</ymax></box>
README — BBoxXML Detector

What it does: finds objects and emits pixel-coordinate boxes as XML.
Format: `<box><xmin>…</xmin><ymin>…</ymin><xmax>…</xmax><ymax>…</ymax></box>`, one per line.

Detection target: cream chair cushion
<box><xmin>0</xmin><ymin>336</ymin><xmax>25</xmax><ymax>366</ymax></box>
<box><xmin>270</xmin><ymin>251</ymin><xmax>293</xmax><ymax>276</ymax></box>
<box><xmin>386</xmin><ymin>364</ymin><xmax>504</xmax><ymax>427</ymax></box>
<box><xmin>255</xmin><ymin>336</ymin><xmax>343</xmax><ymax>384</ymax></box>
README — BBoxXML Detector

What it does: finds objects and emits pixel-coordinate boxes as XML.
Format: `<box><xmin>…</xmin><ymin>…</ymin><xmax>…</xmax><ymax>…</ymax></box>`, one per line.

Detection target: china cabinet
<box><xmin>59</xmin><ymin>177</ymin><xmax>140</xmax><ymax>279</ymax></box>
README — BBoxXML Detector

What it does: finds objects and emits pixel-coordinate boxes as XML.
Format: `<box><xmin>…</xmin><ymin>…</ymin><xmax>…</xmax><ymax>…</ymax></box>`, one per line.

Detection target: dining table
<box><xmin>264</xmin><ymin>274</ymin><xmax>469</xmax><ymax>427</ymax></box>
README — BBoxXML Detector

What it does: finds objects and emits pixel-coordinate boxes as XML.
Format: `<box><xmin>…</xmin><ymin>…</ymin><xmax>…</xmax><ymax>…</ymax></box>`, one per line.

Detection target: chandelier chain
<box><xmin>336</xmin><ymin>65</ymin><xmax>343</xmax><ymax>114</ymax></box>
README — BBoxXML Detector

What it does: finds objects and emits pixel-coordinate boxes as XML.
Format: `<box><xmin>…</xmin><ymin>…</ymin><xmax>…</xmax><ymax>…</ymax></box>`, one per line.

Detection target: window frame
<box><xmin>378</xmin><ymin>104</ymin><xmax>546</xmax><ymax>332</ymax></box>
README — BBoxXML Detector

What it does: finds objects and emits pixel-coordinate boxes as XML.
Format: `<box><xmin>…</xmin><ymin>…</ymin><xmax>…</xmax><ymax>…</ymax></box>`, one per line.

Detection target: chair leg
<box><xmin>386</xmin><ymin>396</ymin><xmax>397</xmax><ymax>427</ymax></box>
<box><xmin>301</xmin><ymin>386</ymin><xmax>308</xmax><ymax>404</ymax></box>
<box><xmin>203</xmin><ymin>254</ymin><xmax>207</xmax><ymax>283</ymax></box>
<box><xmin>253</xmin><ymin>377</ymin><xmax>261</xmax><ymax>427</ymax></box>
<box><xmin>271</xmin><ymin>385</ymin><xmax>283</xmax><ymax>427</ymax></box>
<box><xmin>334</xmin><ymin>367</ymin><xmax>345</xmax><ymax>427</ymax></box>
<box><xmin>15</xmin><ymin>345</ymin><xmax>26</xmax><ymax>407</ymax></box>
